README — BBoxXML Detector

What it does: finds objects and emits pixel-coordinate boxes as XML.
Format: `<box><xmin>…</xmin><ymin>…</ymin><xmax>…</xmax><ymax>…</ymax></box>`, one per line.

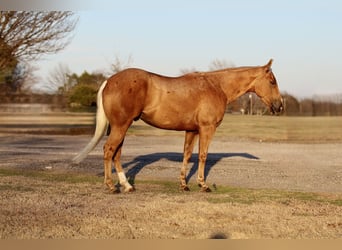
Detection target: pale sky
<box><xmin>32</xmin><ymin>0</ymin><xmax>342</xmax><ymax>98</ymax></box>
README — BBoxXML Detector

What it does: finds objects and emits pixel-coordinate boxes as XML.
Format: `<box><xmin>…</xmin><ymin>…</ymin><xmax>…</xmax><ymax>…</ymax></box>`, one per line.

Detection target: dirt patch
<box><xmin>0</xmin><ymin>134</ymin><xmax>341</xmax><ymax>239</ymax></box>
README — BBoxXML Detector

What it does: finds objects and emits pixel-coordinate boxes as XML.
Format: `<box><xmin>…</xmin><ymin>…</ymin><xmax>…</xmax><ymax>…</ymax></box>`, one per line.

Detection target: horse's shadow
<box><xmin>116</xmin><ymin>152</ymin><xmax>259</xmax><ymax>184</ymax></box>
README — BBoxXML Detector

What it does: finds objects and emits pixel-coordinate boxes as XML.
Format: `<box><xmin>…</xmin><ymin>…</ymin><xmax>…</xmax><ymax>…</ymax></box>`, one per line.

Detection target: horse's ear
<box><xmin>266</xmin><ymin>59</ymin><xmax>273</xmax><ymax>68</ymax></box>
<box><xmin>264</xmin><ymin>59</ymin><xmax>273</xmax><ymax>72</ymax></box>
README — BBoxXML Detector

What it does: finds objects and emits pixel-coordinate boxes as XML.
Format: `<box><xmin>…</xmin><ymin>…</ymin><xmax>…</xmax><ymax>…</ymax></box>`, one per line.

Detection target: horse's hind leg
<box><xmin>103</xmin><ymin>141</ymin><xmax>117</xmax><ymax>192</ymax></box>
<box><xmin>113</xmin><ymin>144</ymin><xmax>134</xmax><ymax>192</ymax></box>
<box><xmin>103</xmin><ymin>124</ymin><xmax>134</xmax><ymax>193</ymax></box>
<box><xmin>180</xmin><ymin>131</ymin><xmax>198</xmax><ymax>191</ymax></box>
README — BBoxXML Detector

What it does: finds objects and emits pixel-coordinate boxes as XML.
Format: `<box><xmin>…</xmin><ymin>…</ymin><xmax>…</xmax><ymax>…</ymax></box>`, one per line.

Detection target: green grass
<box><xmin>0</xmin><ymin>184</ymin><xmax>35</xmax><ymax>192</ymax></box>
<box><xmin>128</xmin><ymin>115</ymin><xmax>342</xmax><ymax>142</ymax></box>
<box><xmin>206</xmin><ymin>185</ymin><xmax>342</xmax><ymax>207</ymax></box>
<box><xmin>0</xmin><ymin>168</ymin><xmax>102</xmax><ymax>184</ymax></box>
<box><xmin>132</xmin><ymin>180</ymin><xmax>342</xmax><ymax>207</ymax></box>
<box><xmin>2</xmin><ymin>168</ymin><xmax>341</xmax><ymax>207</ymax></box>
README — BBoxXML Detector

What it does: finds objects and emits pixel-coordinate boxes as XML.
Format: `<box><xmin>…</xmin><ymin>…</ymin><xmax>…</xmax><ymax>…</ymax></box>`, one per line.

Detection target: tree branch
<box><xmin>0</xmin><ymin>11</ymin><xmax>78</xmax><ymax>70</ymax></box>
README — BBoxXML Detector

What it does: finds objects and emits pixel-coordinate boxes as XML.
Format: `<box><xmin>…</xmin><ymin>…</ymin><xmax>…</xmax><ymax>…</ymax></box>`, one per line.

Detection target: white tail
<box><xmin>72</xmin><ymin>80</ymin><xmax>109</xmax><ymax>163</ymax></box>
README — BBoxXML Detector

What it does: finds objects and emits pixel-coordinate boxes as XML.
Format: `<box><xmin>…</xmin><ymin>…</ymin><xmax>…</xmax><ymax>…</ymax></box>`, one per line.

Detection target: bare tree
<box><xmin>0</xmin><ymin>11</ymin><xmax>78</xmax><ymax>70</ymax></box>
<box><xmin>180</xmin><ymin>67</ymin><xmax>198</xmax><ymax>75</ymax></box>
<box><xmin>109</xmin><ymin>54</ymin><xmax>133</xmax><ymax>75</ymax></box>
<box><xmin>46</xmin><ymin>63</ymin><xmax>72</xmax><ymax>94</ymax></box>
<box><xmin>180</xmin><ymin>59</ymin><xmax>234</xmax><ymax>75</ymax></box>
<box><xmin>208</xmin><ymin>59</ymin><xmax>234</xmax><ymax>70</ymax></box>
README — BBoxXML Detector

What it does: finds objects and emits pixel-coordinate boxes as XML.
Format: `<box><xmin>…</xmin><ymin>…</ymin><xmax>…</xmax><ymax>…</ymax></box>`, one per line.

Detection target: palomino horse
<box><xmin>73</xmin><ymin>59</ymin><xmax>283</xmax><ymax>192</ymax></box>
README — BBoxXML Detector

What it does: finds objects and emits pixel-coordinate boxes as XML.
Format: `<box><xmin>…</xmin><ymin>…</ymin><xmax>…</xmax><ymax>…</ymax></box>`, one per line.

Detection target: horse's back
<box><xmin>103</xmin><ymin>68</ymin><xmax>227</xmax><ymax>130</ymax></box>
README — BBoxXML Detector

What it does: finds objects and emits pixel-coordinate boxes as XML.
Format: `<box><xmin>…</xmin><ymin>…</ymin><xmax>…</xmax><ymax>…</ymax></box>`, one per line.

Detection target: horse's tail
<box><xmin>72</xmin><ymin>80</ymin><xmax>109</xmax><ymax>164</ymax></box>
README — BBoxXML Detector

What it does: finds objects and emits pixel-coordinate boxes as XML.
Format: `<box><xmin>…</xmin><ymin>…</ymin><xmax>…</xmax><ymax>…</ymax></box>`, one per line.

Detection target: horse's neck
<box><xmin>209</xmin><ymin>69</ymin><xmax>257</xmax><ymax>104</ymax></box>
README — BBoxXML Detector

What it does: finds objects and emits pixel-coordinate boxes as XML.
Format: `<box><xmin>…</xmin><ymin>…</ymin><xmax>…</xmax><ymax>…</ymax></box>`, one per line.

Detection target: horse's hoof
<box><xmin>201</xmin><ymin>186</ymin><xmax>212</xmax><ymax>192</ymax></box>
<box><xmin>181</xmin><ymin>186</ymin><xmax>190</xmax><ymax>191</ymax></box>
<box><xmin>124</xmin><ymin>186</ymin><xmax>135</xmax><ymax>193</ymax></box>
<box><xmin>109</xmin><ymin>188</ymin><xmax>121</xmax><ymax>194</ymax></box>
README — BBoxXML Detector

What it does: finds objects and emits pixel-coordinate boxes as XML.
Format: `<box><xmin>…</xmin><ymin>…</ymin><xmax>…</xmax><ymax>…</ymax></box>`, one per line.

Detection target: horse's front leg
<box><xmin>180</xmin><ymin>131</ymin><xmax>198</xmax><ymax>191</ymax></box>
<box><xmin>197</xmin><ymin>125</ymin><xmax>216</xmax><ymax>192</ymax></box>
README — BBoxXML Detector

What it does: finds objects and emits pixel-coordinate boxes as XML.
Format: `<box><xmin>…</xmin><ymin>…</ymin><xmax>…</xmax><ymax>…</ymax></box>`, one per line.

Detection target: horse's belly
<box><xmin>140</xmin><ymin>110</ymin><xmax>198</xmax><ymax>131</ymax></box>
<box><xmin>141</xmin><ymin>84</ymin><xmax>226</xmax><ymax>131</ymax></box>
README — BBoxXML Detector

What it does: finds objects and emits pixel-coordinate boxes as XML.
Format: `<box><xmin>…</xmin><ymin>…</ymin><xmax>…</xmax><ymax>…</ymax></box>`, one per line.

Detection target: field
<box><xmin>0</xmin><ymin>113</ymin><xmax>341</xmax><ymax>239</ymax></box>
<box><xmin>128</xmin><ymin>115</ymin><xmax>342</xmax><ymax>142</ymax></box>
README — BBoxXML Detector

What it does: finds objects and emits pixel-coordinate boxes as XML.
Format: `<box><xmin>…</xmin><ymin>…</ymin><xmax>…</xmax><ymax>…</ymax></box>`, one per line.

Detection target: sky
<box><xmin>31</xmin><ymin>0</ymin><xmax>342</xmax><ymax>98</ymax></box>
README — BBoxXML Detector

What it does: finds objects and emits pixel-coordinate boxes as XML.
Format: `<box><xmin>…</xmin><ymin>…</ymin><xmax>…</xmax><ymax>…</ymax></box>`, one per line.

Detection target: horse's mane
<box><xmin>207</xmin><ymin>65</ymin><xmax>260</xmax><ymax>73</ymax></box>
<box><xmin>184</xmin><ymin>66</ymin><xmax>261</xmax><ymax>77</ymax></box>
<box><xmin>148</xmin><ymin>65</ymin><xmax>263</xmax><ymax>79</ymax></box>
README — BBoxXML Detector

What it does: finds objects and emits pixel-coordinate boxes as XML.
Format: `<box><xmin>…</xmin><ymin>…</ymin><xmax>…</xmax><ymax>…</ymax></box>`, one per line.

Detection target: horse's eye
<box><xmin>269</xmin><ymin>75</ymin><xmax>277</xmax><ymax>85</ymax></box>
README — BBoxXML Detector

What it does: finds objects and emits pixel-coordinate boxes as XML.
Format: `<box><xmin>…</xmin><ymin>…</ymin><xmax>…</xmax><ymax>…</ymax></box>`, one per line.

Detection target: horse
<box><xmin>72</xmin><ymin>59</ymin><xmax>283</xmax><ymax>193</ymax></box>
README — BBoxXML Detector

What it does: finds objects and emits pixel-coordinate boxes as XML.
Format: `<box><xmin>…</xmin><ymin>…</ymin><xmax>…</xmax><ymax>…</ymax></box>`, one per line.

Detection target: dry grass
<box><xmin>1</xmin><ymin>112</ymin><xmax>342</xmax><ymax>142</ymax></box>
<box><xmin>1</xmin><ymin>168</ymin><xmax>341</xmax><ymax>239</ymax></box>
<box><xmin>128</xmin><ymin>115</ymin><xmax>342</xmax><ymax>142</ymax></box>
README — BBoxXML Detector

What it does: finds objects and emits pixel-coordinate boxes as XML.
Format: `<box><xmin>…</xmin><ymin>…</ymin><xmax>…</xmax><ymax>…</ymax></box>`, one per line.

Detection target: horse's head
<box><xmin>253</xmin><ymin>59</ymin><xmax>283</xmax><ymax>115</ymax></box>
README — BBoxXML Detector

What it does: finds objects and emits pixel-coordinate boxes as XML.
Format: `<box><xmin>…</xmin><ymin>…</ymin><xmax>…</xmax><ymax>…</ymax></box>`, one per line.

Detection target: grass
<box><xmin>127</xmin><ymin>115</ymin><xmax>342</xmax><ymax>142</ymax></box>
<box><xmin>1</xmin><ymin>112</ymin><xmax>342</xmax><ymax>142</ymax></box>
<box><xmin>1</xmin><ymin>167</ymin><xmax>341</xmax><ymax>207</ymax></box>
<box><xmin>1</xmin><ymin>167</ymin><xmax>342</xmax><ymax>239</ymax></box>
<box><xmin>0</xmin><ymin>184</ymin><xmax>35</xmax><ymax>192</ymax></box>
<box><xmin>205</xmin><ymin>184</ymin><xmax>342</xmax><ymax>207</ymax></box>
<box><xmin>0</xmin><ymin>168</ymin><xmax>102</xmax><ymax>185</ymax></box>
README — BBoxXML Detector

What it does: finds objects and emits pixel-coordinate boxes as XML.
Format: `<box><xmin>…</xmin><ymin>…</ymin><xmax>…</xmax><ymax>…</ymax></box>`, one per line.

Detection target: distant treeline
<box><xmin>0</xmin><ymin>93</ymin><xmax>69</xmax><ymax>112</ymax></box>
<box><xmin>226</xmin><ymin>93</ymin><xmax>342</xmax><ymax>116</ymax></box>
<box><xmin>278</xmin><ymin>93</ymin><xmax>342</xmax><ymax>116</ymax></box>
<box><xmin>0</xmin><ymin>93</ymin><xmax>66</xmax><ymax>104</ymax></box>
<box><xmin>1</xmin><ymin>92</ymin><xmax>342</xmax><ymax>116</ymax></box>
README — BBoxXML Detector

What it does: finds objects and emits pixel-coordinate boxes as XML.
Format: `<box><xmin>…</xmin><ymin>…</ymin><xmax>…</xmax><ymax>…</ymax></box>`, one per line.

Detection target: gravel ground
<box><xmin>0</xmin><ymin>133</ymin><xmax>341</xmax><ymax>194</ymax></box>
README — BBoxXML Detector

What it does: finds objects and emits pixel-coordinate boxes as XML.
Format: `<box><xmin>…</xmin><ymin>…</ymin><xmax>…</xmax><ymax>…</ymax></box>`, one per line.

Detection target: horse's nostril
<box><xmin>271</xmin><ymin>101</ymin><xmax>284</xmax><ymax>114</ymax></box>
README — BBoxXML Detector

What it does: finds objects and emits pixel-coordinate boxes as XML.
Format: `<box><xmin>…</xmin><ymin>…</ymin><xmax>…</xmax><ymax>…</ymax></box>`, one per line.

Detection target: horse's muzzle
<box><xmin>270</xmin><ymin>99</ymin><xmax>284</xmax><ymax>115</ymax></box>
